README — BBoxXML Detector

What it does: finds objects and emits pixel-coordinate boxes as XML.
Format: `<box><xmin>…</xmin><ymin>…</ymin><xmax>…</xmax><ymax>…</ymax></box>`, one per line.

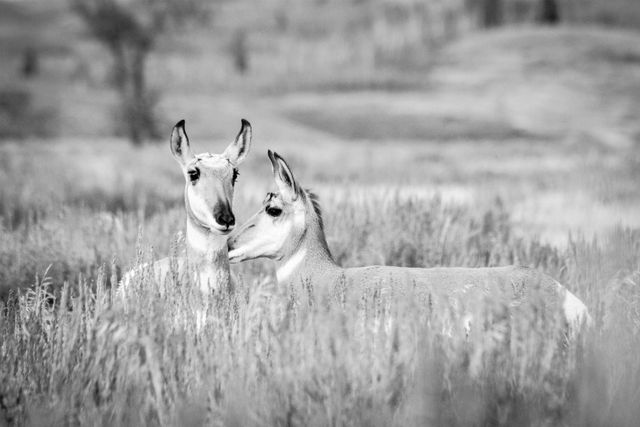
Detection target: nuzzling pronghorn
<box><xmin>228</xmin><ymin>150</ymin><xmax>591</xmax><ymax>335</ymax></box>
<box><xmin>120</xmin><ymin>119</ymin><xmax>252</xmax><ymax>294</ymax></box>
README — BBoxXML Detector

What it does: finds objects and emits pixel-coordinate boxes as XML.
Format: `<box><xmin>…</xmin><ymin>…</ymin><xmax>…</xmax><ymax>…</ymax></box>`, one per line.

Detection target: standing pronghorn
<box><xmin>228</xmin><ymin>151</ymin><xmax>591</xmax><ymax>333</ymax></box>
<box><xmin>121</xmin><ymin>119</ymin><xmax>252</xmax><ymax>294</ymax></box>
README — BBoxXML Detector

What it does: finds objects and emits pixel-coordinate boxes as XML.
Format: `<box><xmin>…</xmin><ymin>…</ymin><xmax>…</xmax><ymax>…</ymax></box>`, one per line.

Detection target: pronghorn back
<box><xmin>347</xmin><ymin>265</ymin><xmax>587</xmax><ymax>326</ymax></box>
<box><xmin>295</xmin><ymin>262</ymin><xmax>588</xmax><ymax>328</ymax></box>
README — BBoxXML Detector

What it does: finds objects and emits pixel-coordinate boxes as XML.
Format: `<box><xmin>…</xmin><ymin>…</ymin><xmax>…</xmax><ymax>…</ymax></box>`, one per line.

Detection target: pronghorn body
<box><xmin>120</xmin><ymin>119</ymin><xmax>252</xmax><ymax>295</ymax></box>
<box><xmin>120</xmin><ymin>238</ymin><xmax>231</xmax><ymax>295</ymax></box>
<box><xmin>228</xmin><ymin>151</ymin><xmax>591</xmax><ymax>331</ymax></box>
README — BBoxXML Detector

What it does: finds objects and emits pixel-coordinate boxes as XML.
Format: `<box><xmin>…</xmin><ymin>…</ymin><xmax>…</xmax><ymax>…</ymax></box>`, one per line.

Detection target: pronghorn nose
<box><xmin>214</xmin><ymin>209</ymin><xmax>235</xmax><ymax>228</ymax></box>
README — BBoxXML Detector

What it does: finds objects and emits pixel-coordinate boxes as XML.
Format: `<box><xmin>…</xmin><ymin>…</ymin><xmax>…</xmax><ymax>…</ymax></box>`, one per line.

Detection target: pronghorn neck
<box><xmin>186</xmin><ymin>216</ymin><xmax>231</xmax><ymax>291</ymax></box>
<box><xmin>276</xmin><ymin>206</ymin><xmax>339</xmax><ymax>285</ymax></box>
<box><xmin>276</xmin><ymin>246</ymin><xmax>308</xmax><ymax>284</ymax></box>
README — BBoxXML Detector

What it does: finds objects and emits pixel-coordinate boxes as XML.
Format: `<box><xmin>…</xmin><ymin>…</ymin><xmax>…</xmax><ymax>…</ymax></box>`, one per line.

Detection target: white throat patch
<box><xmin>277</xmin><ymin>247</ymin><xmax>307</xmax><ymax>283</ymax></box>
<box><xmin>187</xmin><ymin>220</ymin><xmax>210</xmax><ymax>253</ymax></box>
<box><xmin>187</xmin><ymin>219</ymin><xmax>227</xmax><ymax>255</ymax></box>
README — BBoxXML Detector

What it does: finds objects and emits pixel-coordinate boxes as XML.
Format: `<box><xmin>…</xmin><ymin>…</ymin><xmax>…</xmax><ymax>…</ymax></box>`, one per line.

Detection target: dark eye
<box><xmin>232</xmin><ymin>168</ymin><xmax>239</xmax><ymax>186</ymax></box>
<box><xmin>266</xmin><ymin>206</ymin><xmax>282</xmax><ymax>217</ymax></box>
<box><xmin>188</xmin><ymin>168</ymin><xmax>200</xmax><ymax>183</ymax></box>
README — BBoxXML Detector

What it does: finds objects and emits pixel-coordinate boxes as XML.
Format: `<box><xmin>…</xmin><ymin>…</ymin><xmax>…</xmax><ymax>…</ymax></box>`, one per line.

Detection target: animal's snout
<box><xmin>214</xmin><ymin>207</ymin><xmax>235</xmax><ymax>229</ymax></box>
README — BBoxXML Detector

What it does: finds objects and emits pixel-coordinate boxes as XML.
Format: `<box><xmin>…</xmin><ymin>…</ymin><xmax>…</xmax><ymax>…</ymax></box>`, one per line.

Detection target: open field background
<box><xmin>1</xmin><ymin>0</ymin><xmax>640</xmax><ymax>426</ymax></box>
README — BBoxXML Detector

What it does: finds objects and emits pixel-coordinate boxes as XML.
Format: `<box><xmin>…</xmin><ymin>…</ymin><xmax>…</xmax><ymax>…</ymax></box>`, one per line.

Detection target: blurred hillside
<box><xmin>0</xmin><ymin>0</ymin><xmax>639</xmax><ymax>138</ymax></box>
<box><xmin>1</xmin><ymin>0</ymin><xmax>640</xmax><ymax>244</ymax></box>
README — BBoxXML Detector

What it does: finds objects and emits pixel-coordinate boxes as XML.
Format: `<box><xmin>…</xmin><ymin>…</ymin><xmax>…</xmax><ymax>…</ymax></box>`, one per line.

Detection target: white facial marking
<box><xmin>187</xmin><ymin>187</ymin><xmax>216</xmax><ymax>225</ymax></box>
<box><xmin>277</xmin><ymin>247</ymin><xmax>307</xmax><ymax>283</ymax></box>
<box><xmin>228</xmin><ymin>238</ymin><xmax>266</xmax><ymax>262</ymax></box>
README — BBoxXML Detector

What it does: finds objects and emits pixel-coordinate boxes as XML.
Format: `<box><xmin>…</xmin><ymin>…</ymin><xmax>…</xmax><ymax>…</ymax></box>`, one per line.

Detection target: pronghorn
<box><xmin>228</xmin><ymin>150</ymin><xmax>591</xmax><ymax>334</ymax></box>
<box><xmin>120</xmin><ymin>119</ymin><xmax>252</xmax><ymax>294</ymax></box>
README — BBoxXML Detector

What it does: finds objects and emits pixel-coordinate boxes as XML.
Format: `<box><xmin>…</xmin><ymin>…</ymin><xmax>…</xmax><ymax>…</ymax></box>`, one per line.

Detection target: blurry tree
<box><xmin>229</xmin><ymin>29</ymin><xmax>249</xmax><ymax>74</ymax></box>
<box><xmin>21</xmin><ymin>47</ymin><xmax>39</xmax><ymax>79</ymax></box>
<box><xmin>274</xmin><ymin>7</ymin><xmax>288</xmax><ymax>32</ymax></box>
<box><xmin>71</xmin><ymin>0</ymin><xmax>210</xmax><ymax>145</ymax></box>
<box><xmin>537</xmin><ymin>0</ymin><xmax>560</xmax><ymax>24</ymax></box>
<box><xmin>481</xmin><ymin>0</ymin><xmax>504</xmax><ymax>27</ymax></box>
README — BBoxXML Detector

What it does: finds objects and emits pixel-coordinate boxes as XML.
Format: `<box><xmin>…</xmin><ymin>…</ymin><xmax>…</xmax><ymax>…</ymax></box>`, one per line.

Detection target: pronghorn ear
<box><xmin>268</xmin><ymin>150</ymin><xmax>300</xmax><ymax>201</ymax></box>
<box><xmin>224</xmin><ymin>119</ymin><xmax>252</xmax><ymax>166</ymax></box>
<box><xmin>170</xmin><ymin>119</ymin><xmax>194</xmax><ymax>166</ymax></box>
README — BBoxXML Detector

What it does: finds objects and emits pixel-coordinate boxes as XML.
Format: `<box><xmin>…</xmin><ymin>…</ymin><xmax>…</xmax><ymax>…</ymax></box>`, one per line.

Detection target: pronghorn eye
<box><xmin>188</xmin><ymin>168</ymin><xmax>200</xmax><ymax>183</ymax></box>
<box><xmin>266</xmin><ymin>206</ymin><xmax>282</xmax><ymax>217</ymax></box>
<box><xmin>232</xmin><ymin>168</ymin><xmax>239</xmax><ymax>185</ymax></box>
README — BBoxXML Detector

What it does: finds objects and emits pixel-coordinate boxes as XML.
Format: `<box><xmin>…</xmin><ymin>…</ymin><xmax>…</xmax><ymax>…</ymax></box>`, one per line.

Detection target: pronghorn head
<box><xmin>228</xmin><ymin>150</ymin><xmax>322</xmax><ymax>263</ymax></box>
<box><xmin>170</xmin><ymin>119</ymin><xmax>252</xmax><ymax>235</ymax></box>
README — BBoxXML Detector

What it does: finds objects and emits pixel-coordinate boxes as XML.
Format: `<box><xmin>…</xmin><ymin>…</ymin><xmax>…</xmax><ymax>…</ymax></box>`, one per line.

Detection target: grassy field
<box><xmin>1</xmin><ymin>125</ymin><xmax>639</xmax><ymax>426</ymax></box>
<box><xmin>2</xmin><ymin>0</ymin><xmax>640</xmax><ymax>425</ymax></box>
<box><xmin>1</xmin><ymin>172</ymin><xmax>640</xmax><ymax>426</ymax></box>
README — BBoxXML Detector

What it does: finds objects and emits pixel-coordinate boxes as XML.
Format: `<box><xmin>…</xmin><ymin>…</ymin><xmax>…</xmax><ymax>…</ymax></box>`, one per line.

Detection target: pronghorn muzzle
<box><xmin>214</xmin><ymin>204</ymin><xmax>235</xmax><ymax>230</ymax></box>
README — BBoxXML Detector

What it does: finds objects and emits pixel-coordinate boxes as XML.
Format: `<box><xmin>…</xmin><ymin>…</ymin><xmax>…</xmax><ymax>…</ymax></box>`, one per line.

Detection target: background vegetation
<box><xmin>1</xmin><ymin>0</ymin><xmax>640</xmax><ymax>426</ymax></box>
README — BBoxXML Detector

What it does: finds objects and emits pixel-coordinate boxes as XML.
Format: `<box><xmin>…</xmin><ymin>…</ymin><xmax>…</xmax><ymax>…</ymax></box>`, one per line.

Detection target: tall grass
<box><xmin>1</xmin><ymin>185</ymin><xmax>639</xmax><ymax>425</ymax></box>
<box><xmin>1</xmin><ymin>134</ymin><xmax>639</xmax><ymax>426</ymax></box>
